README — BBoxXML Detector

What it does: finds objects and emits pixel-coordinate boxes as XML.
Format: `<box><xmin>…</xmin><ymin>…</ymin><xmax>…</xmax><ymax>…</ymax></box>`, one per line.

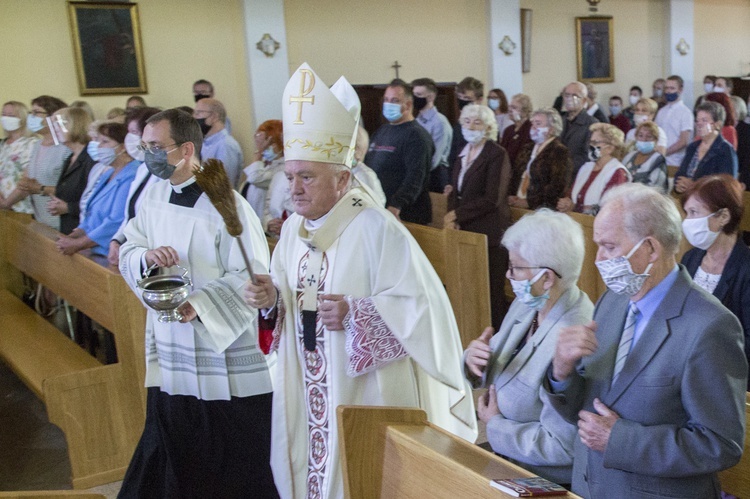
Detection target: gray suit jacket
<box><xmin>546</xmin><ymin>266</ymin><xmax>747</xmax><ymax>499</ymax></box>
<box><xmin>474</xmin><ymin>286</ymin><xmax>593</xmax><ymax>483</ymax></box>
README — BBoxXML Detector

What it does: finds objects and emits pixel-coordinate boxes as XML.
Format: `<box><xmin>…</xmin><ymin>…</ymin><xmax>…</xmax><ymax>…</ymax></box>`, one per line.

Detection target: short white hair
<box><xmin>460</xmin><ymin>104</ymin><xmax>498</xmax><ymax>141</ymax></box>
<box><xmin>600</xmin><ymin>184</ymin><xmax>682</xmax><ymax>254</ymax></box>
<box><xmin>502</xmin><ymin>209</ymin><xmax>585</xmax><ymax>289</ymax></box>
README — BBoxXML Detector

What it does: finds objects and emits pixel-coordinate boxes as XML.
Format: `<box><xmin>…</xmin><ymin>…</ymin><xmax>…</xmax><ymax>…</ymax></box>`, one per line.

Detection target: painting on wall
<box><xmin>67</xmin><ymin>1</ymin><xmax>147</xmax><ymax>95</ymax></box>
<box><xmin>576</xmin><ymin>17</ymin><xmax>614</xmax><ymax>83</ymax></box>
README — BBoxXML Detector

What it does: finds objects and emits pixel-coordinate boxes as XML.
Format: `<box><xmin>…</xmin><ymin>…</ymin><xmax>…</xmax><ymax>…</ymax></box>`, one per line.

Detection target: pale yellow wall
<box><xmin>520</xmin><ymin>0</ymin><xmax>666</xmax><ymax>110</ymax></box>
<box><xmin>693</xmin><ymin>0</ymin><xmax>750</xmax><ymax>98</ymax></box>
<box><xmin>284</xmin><ymin>0</ymin><xmax>488</xmax><ymax>85</ymax></box>
<box><xmin>0</xmin><ymin>0</ymin><xmax>255</xmax><ymax>157</ymax></box>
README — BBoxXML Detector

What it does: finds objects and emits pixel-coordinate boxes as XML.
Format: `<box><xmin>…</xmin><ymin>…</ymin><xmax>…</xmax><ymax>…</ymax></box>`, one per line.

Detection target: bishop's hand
<box><xmin>319</xmin><ymin>294</ymin><xmax>349</xmax><ymax>331</ymax></box>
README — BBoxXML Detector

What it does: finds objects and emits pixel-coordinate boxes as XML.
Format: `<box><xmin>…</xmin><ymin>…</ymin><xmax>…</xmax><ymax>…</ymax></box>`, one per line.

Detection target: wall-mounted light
<box><xmin>676</xmin><ymin>38</ymin><xmax>690</xmax><ymax>56</ymax></box>
<box><xmin>498</xmin><ymin>36</ymin><xmax>517</xmax><ymax>56</ymax></box>
<box><xmin>587</xmin><ymin>0</ymin><xmax>601</xmax><ymax>13</ymax></box>
<box><xmin>256</xmin><ymin>33</ymin><xmax>280</xmax><ymax>58</ymax></box>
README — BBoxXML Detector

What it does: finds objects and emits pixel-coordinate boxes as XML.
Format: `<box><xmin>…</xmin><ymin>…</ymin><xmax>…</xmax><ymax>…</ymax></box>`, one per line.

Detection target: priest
<box><xmin>118</xmin><ymin>109</ymin><xmax>278</xmax><ymax>498</ymax></box>
<box><xmin>244</xmin><ymin>64</ymin><xmax>477</xmax><ymax>499</ymax></box>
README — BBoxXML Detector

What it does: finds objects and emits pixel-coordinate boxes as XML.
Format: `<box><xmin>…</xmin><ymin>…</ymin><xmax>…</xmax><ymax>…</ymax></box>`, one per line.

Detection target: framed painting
<box><xmin>67</xmin><ymin>1</ymin><xmax>147</xmax><ymax>95</ymax></box>
<box><xmin>576</xmin><ymin>17</ymin><xmax>614</xmax><ymax>83</ymax></box>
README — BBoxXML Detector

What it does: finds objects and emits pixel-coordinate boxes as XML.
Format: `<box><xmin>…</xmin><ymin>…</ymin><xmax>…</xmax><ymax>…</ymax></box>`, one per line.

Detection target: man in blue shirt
<box><xmin>194</xmin><ymin>98</ymin><xmax>243</xmax><ymax>187</ymax></box>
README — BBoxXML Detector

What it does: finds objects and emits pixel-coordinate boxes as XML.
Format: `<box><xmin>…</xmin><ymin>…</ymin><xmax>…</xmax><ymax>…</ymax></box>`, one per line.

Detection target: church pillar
<box><xmin>241</xmin><ymin>0</ymin><xmax>290</xmax><ymax>128</ymax></box>
<box><xmin>666</xmin><ymin>0</ymin><xmax>695</xmax><ymax>104</ymax></box>
<box><xmin>486</xmin><ymin>0</ymin><xmax>523</xmax><ymax>97</ymax></box>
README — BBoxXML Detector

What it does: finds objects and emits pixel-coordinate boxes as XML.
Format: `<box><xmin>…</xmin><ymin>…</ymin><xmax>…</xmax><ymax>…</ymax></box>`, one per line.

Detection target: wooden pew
<box><xmin>338</xmin><ymin>406</ymin><xmax>580</xmax><ymax>499</ymax></box>
<box><xmin>718</xmin><ymin>392</ymin><xmax>750</xmax><ymax>498</ymax></box>
<box><xmin>0</xmin><ymin>212</ymin><xmax>147</xmax><ymax>489</ymax></box>
<box><xmin>430</xmin><ymin>191</ymin><xmax>448</xmax><ymax>228</ymax></box>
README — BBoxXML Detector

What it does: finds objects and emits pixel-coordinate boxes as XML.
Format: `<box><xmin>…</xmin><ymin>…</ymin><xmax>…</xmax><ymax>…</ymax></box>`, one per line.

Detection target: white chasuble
<box><xmin>120</xmin><ymin>178</ymin><xmax>274</xmax><ymax>401</ymax></box>
<box><xmin>269</xmin><ymin>188</ymin><xmax>477</xmax><ymax>499</ymax></box>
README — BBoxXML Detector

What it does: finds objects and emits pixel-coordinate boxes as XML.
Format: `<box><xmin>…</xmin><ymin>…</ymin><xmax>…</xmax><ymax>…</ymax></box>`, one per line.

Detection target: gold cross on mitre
<box><xmin>289</xmin><ymin>69</ymin><xmax>316</xmax><ymax>124</ymax></box>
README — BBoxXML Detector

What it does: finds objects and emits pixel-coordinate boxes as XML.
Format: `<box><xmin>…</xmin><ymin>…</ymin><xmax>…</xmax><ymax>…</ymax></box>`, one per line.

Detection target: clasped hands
<box><xmin>554</xmin><ymin>320</ymin><xmax>619</xmax><ymax>451</ymax></box>
<box><xmin>242</xmin><ymin>275</ymin><xmax>349</xmax><ymax>330</ymax></box>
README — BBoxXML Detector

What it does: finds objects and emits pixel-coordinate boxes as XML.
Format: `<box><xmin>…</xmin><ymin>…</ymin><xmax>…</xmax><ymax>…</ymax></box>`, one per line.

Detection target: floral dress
<box><xmin>0</xmin><ymin>135</ymin><xmax>39</xmax><ymax>214</ymax></box>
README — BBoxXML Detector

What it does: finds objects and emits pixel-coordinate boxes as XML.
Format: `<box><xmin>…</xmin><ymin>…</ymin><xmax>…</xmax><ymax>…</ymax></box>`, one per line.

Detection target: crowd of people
<box><xmin>1</xmin><ymin>67</ymin><xmax>749</xmax><ymax>499</ymax></box>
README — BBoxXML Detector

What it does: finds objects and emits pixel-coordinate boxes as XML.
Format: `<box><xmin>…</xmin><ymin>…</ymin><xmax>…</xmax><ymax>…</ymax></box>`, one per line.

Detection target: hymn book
<box><xmin>489</xmin><ymin>477</ymin><xmax>567</xmax><ymax>497</ymax></box>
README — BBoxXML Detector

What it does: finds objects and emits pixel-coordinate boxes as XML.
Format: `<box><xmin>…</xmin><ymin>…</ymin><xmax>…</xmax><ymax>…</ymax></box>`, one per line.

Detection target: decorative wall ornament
<box><xmin>676</xmin><ymin>38</ymin><xmax>690</xmax><ymax>56</ymax></box>
<box><xmin>498</xmin><ymin>36</ymin><xmax>517</xmax><ymax>56</ymax></box>
<box><xmin>587</xmin><ymin>0</ymin><xmax>602</xmax><ymax>13</ymax></box>
<box><xmin>256</xmin><ymin>33</ymin><xmax>280</xmax><ymax>58</ymax></box>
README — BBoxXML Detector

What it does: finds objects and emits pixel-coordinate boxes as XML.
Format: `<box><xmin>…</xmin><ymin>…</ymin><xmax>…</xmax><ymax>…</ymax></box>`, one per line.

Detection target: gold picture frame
<box><xmin>67</xmin><ymin>1</ymin><xmax>147</xmax><ymax>95</ymax></box>
<box><xmin>576</xmin><ymin>17</ymin><xmax>614</xmax><ymax>83</ymax></box>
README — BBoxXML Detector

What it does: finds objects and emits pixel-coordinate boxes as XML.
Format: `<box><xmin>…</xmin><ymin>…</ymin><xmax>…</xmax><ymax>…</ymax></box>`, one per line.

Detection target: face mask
<box><xmin>530</xmin><ymin>127</ymin><xmax>548</xmax><ymax>144</ymax></box>
<box><xmin>713</xmin><ymin>86</ymin><xmax>726</xmax><ymax>94</ymax></box>
<box><xmin>704</xmin><ymin>83</ymin><xmax>715</xmax><ymax>93</ymax></box>
<box><xmin>27</xmin><ymin>115</ymin><xmax>44</xmax><ymax>132</ymax></box>
<box><xmin>635</xmin><ymin>141</ymin><xmax>655</xmax><ymax>154</ymax></box>
<box><xmin>510</xmin><ymin>269</ymin><xmax>550</xmax><ymax>311</ymax></box>
<box><xmin>1</xmin><ymin>116</ymin><xmax>21</xmax><ymax>132</ymax></box>
<box><xmin>682</xmin><ymin>212</ymin><xmax>720</xmax><ymax>250</ymax></box>
<box><xmin>698</xmin><ymin>123</ymin><xmax>715</xmax><ymax>136</ymax></box>
<box><xmin>610</xmin><ymin>105</ymin><xmax>622</xmax><ymax>116</ymax></box>
<box><xmin>194</xmin><ymin>93</ymin><xmax>210</xmax><ymax>103</ymax></box>
<box><xmin>588</xmin><ymin>145</ymin><xmax>602</xmax><ymax>162</ymax></box>
<box><xmin>596</xmin><ymin>238</ymin><xmax>653</xmax><ymax>296</ymax></box>
<box><xmin>87</xmin><ymin>140</ymin><xmax>100</xmax><ymax>161</ymax></box>
<box><xmin>664</xmin><ymin>91</ymin><xmax>679</xmax><ymax>102</ymax></box>
<box><xmin>144</xmin><ymin>147</ymin><xmax>183</xmax><ymax>180</ymax></box>
<box><xmin>511</xmin><ymin>110</ymin><xmax>521</xmax><ymax>122</ymax></box>
<box><xmin>413</xmin><ymin>96</ymin><xmax>428</xmax><ymax>114</ymax></box>
<box><xmin>196</xmin><ymin>118</ymin><xmax>211</xmax><ymax>136</ymax></box>
<box><xmin>488</xmin><ymin>98</ymin><xmax>500</xmax><ymax>111</ymax></box>
<box><xmin>382</xmin><ymin>102</ymin><xmax>403</xmax><ymax>122</ymax></box>
<box><xmin>457</xmin><ymin>98</ymin><xmax>473</xmax><ymax>110</ymax></box>
<box><xmin>633</xmin><ymin>114</ymin><xmax>649</xmax><ymax>126</ymax></box>
<box><xmin>564</xmin><ymin>95</ymin><xmax>580</xmax><ymax>112</ymax></box>
<box><xmin>653</xmin><ymin>88</ymin><xmax>663</xmax><ymax>98</ymax></box>
<box><xmin>629</xmin><ymin>95</ymin><xmax>640</xmax><ymax>106</ymax></box>
<box><xmin>262</xmin><ymin>147</ymin><xmax>278</xmax><ymax>162</ymax></box>
<box><xmin>125</xmin><ymin>133</ymin><xmax>145</xmax><ymax>161</ymax></box>
<box><xmin>97</xmin><ymin>146</ymin><xmax>118</xmax><ymax>166</ymax></box>
<box><xmin>461</xmin><ymin>127</ymin><xmax>484</xmax><ymax>144</ymax></box>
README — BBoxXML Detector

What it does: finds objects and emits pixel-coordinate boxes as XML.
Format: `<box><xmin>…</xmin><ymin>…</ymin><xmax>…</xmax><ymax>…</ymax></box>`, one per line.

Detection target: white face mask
<box><xmin>530</xmin><ymin>127</ymin><xmax>549</xmax><ymax>144</ymax></box>
<box><xmin>595</xmin><ymin>238</ymin><xmax>653</xmax><ymax>296</ymax></box>
<box><xmin>461</xmin><ymin>127</ymin><xmax>485</xmax><ymax>144</ymax></box>
<box><xmin>511</xmin><ymin>110</ymin><xmax>521</xmax><ymax>122</ymax></box>
<box><xmin>124</xmin><ymin>132</ymin><xmax>144</xmax><ymax>161</ymax></box>
<box><xmin>704</xmin><ymin>83</ymin><xmax>715</xmax><ymax>93</ymax></box>
<box><xmin>1</xmin><ymin>116</ymin><xmax>21</xmax><ymax>132</ymax></box>
<box><xmin>713</xmin><ymin>86</ymin><xmax>727</xmax><ymax>94</ymax></box>
<box><xmin>629</xmin><ymin>95</ymin><xmax>640</xmax><ymax>106</ymax></box>
<box><xmin>682</xmin><ymin>212</ymin><xmax>720</xmax><ymax>250</ymax></box>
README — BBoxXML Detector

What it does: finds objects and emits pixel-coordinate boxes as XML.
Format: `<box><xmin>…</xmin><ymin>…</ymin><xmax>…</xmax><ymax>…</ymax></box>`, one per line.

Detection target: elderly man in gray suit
<box><xmin>546</xmin><ymin>183</ymin><xmax>747</xmax><ymax>499</ymax></box>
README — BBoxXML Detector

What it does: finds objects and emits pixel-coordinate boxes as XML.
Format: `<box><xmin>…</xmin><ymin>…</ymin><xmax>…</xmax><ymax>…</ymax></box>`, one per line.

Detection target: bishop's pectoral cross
<box><xmin>391</xmin><ymin>60</ymin><xmax>402</xmax><ymax>79</ymax></box>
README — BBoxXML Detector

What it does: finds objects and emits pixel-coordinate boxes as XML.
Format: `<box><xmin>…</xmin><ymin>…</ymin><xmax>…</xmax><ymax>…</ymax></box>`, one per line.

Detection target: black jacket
<box><xmin>56</xmin><ymin>147</ymin><xmax>95</xmax><ymax>235</ymax></box>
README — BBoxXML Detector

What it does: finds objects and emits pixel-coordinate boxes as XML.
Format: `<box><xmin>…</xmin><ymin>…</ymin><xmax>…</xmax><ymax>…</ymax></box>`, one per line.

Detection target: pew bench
<box><xmin>339</xmin><ymin>405</ymin><xmax>580</xmax><ymax>498</ymax></box>
<box><xmin>0</xmin><ymin>212</ymin><xmax>147</xmax><ymax>489</ymax></box>
<box><xmin>0</xmin><ymin>290</ymin><xmax>100</xmax><ymax>399</ymax></box>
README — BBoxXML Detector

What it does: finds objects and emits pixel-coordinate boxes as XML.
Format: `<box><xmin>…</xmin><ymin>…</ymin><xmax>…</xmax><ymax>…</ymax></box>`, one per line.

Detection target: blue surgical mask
<box><xmin>144</xmin><ymin>147</ymin><xmax>183</xmax><ymax>180</ymax></box>
<box><xmin>262</xmin><ymin>147</ymin><xmax>278</xmax><ymax>162</ymax></box>
<box><xmin>87</xmin><ymin>140</ymin><xmax>100</xmax><ymax>161</ymax></box>
<box><xmin>27</xmin><ymin>115</ymin><xmax>44</xmax><ymax>132</ymax></box>
<box><xmin>609</xmin><ymin>105</ymin><xmax>622</xmax><ymax>116</ymax></box>
<box><xmin>461</xmin><ymin>127</ymin><xmax>484</xmax><ymax>144</ymax></box>
<box><xmin>635</xmin><ymin>141</ymin><xmax>655</xmax><ymax>154</ymax></box>
<box><xmin>664</xmin><ymin>91</ymin><xmax>679</xmax><ymax>102</ymax></box>
<box><xmin>97</xmin><ymin>146</ymin><xmax>118</xmax><ymax>166</ymax></box>
<box><xmin>382</xmin><ymin>102</ymin><xmax>403</xmax><ymax>122</ymax></box>
<box><xmin>488</xmin><ymin>98</ymin><xmax>500</xmax><ymax>111</ymax></box>
<box><xmin>530</xmin><ymin>127</ymin><xmax>548</xmax><ymax>144</ymax></box>
<box><xmin>510</xmin><ymin>269</ymin><xmax>550</xmax><ymax>311</ymax></box>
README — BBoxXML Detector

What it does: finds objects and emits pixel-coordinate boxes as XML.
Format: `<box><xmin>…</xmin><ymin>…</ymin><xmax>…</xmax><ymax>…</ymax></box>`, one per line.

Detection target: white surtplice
<box><xmin>269</xmin><ymin>187</ymin><xmax>477</xmax><ymax>499</ymax></box>
<box><xmin>120</xmin><ymin>177</ymin><xmax>274</xmax><ymax>401</ymax></box>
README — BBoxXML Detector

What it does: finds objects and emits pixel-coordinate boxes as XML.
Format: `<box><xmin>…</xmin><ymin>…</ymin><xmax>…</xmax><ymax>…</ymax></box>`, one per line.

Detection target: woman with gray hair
<box><xmin>465</xmin><ymin>208</ymin><xmax>593</xmax><ymax>485</ymax></box>
<box><xmin>509</xmin><ymin>107</ymin><xmax>573</xmax><ymax>210</ymax></box>
<box><xmin>674</xmin><ymin>101</ymin><xmax>737</xmax><ymax>194</ymax></box>
<box><xmin>445</xmin><ymin>103</ymin><xmax>511</xmax><ymax>328</ymax></box>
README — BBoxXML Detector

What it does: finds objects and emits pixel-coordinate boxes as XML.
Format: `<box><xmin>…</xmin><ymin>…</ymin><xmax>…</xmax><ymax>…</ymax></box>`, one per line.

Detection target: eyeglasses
<box><xmin>508</xmin><ymin>265</ymin><xmax>562</xmax><ymax>279</ymax></box>
<box><xmin>137</xmin><ymin>142</ymin><xmax>179</xmax><ymax>155</ymax></box>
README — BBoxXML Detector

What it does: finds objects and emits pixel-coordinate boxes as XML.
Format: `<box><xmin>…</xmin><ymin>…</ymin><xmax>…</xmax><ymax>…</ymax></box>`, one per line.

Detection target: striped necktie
<box><xmin>612</xmin><ymin>302</ymin><xmax>639</xmax><ymax>386</ymax></box>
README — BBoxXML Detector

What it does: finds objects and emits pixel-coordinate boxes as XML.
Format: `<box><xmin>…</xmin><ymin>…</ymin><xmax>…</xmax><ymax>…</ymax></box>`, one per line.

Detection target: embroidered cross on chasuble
<box><xmin>298</xmin><ymin>191</ymin><xmax>369</xmax><ymax>351</ymax></box>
